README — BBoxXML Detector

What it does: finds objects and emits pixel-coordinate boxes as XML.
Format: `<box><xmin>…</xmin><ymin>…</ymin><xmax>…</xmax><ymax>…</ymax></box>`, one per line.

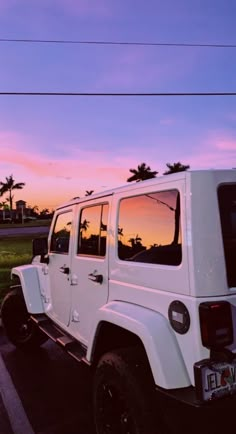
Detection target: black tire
<box><xmin>1</xmin><ymin>288</ymin><xmax>48</xmax><ymax>350</ymax></box>
<box><xmin>93</xmin><ymin>347</ymin><xmax>165</xmax><ymax>434</ymax></box>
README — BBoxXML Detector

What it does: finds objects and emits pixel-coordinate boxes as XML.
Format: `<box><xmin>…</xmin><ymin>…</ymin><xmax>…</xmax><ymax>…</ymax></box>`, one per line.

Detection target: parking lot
<box><xmin>0</xmin><ymin>328</ymin><xmax>95</xmax><ymax>434</ymax></box>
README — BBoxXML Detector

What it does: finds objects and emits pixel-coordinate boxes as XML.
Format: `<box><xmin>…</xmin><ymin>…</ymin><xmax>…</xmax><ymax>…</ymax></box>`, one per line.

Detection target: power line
<box><xmin>0</xmin><ymin>38</ymin><xmax>236</xmax><ymax>49</ymax></box>
<box><xmin>0</xmin><ymin>91</ymin><xmax>236</xmax><ymax>97</ymax></box>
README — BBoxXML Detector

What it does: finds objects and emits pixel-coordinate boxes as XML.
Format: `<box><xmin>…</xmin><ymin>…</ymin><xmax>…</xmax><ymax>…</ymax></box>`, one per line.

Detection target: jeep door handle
<box><xmin>88</xmin><ymin>273</ymin><xmax>103</xmax><ymax>284</ymax></box>
<box><xmin>59</xmin><ymin>265</ymin><xmax>70</xmax><ymax>274</ymax></box>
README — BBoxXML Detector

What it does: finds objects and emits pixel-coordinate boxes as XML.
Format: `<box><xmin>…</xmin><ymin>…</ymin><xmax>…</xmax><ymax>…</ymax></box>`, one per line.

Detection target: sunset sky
<box><xmin>0</xmin><ymin>0</ymin><xmax>236</xmax><ymax>210</ymax></box>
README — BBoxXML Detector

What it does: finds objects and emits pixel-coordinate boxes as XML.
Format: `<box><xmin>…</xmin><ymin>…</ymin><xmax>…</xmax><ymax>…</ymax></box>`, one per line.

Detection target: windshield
<box><xmin>218</xmin><ymin>184</ymin><xmax>236</xmax><ymax>287</ymax></box>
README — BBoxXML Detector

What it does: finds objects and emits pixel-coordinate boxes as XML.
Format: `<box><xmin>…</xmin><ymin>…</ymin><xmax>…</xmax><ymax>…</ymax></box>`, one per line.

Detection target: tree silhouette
<box><xmin>127</xmin><ymin>163</ymin><xmax>158</xmax><ymax>182</ymax></box>
<box><xmin>128</xmin><ymin>237</ymin><xmax>135</xmax><ymax>248</ymax></box>
<box><xmin>0</xmin><ymin>175</ymin><xmax>25</xmax><ymax>218</ymax></box>
<box><xmin>28</xmin><ymin>204</ymin><xmax>39</xmax><ymax>217</ymax></box>
<box><xmin>80</xmin><ymin>219</ymin><xmax>90</xmax><ymax>233</ymax></box>
<box><xmin>85</xmin><ymin>190</ymin><xmax>94</xmax><ymax>196</ymax></box>
<box><xmin>163</xmin><ymin>162</ymin><xmax>190</xmax><ymax>175</ymax></box>
<box><xmin>135</xmin><ymin>234</ymin><xmax>142</xmax><ymax>245</ymax></box>
<box><xmin>40</xmin><ymin>208</ymin><xmax>50</xmax><ymax>216</ymax></box>
<box><xmin>118</xmin><ymin>227</ymin><xmax>123</xmax><ymax>240</ymax></box>
<box><xmin>128</xmin><ymin>234</ymin><xmax>142</xmax><ymax>247</ymax></box>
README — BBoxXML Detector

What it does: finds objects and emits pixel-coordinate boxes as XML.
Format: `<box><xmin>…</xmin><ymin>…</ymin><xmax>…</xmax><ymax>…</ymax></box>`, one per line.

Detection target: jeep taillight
<box><xmin>199</xmin><ymin>301</ymin><xmax>233</xmax><ymax>349</ymax></box>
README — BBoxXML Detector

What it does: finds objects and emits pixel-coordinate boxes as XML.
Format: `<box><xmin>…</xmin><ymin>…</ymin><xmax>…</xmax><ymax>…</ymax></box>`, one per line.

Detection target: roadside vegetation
<box><xmin>0</xmin><ymin>235</ymin><xmax>33</xmax><ymax>302</ymax></box>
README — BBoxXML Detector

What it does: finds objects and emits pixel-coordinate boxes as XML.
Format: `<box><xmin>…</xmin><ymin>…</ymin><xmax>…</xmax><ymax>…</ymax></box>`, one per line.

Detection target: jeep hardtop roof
<box><xmin>57</xmin><ymin>169</ymin><xmax>236</xmax><ymax>210</ymax></box>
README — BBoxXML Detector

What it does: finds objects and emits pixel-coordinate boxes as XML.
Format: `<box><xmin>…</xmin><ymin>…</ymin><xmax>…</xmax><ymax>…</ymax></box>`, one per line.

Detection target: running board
<box><xmin>31</xmin><ymin>314</ymin><xmax>87</xmax><ymax>363</ymax></box>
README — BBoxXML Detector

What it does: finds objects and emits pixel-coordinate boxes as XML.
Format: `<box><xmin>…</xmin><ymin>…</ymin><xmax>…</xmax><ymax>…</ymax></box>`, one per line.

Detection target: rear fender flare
<box><xmin>88</xmin><ymin>301</ymin><xmax>190</xmax><ymax>389</ymax></box>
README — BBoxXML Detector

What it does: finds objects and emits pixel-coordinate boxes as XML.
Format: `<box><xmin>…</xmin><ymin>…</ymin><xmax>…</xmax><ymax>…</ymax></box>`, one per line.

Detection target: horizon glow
<box><xmin>0</xmin><ymin>0</ymin><xmax>236</xmax><ymax>210</ymax></box>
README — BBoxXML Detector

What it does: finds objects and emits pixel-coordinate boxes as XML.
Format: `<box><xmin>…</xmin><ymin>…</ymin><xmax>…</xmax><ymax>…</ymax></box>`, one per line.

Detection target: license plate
<box><xmin>194</xmin><ymin>359</ymin><xmax>236</xmax><ymax>401</ymax></box>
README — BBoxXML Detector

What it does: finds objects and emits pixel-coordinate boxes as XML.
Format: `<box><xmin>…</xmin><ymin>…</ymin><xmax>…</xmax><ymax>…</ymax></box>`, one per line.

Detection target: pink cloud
<box><xmin>0</xmin><ymin>146</ymin><xmax>126</xmax><ymax>180</ymax></box>
<box><xmin>215</xmin><ymin>139</ymin><xmax>236</xmax><ymax>151</ymax></box>
<box><xmin>186</xmin><ymin>151</ymin><xmax>236</xmax><ymax>169</ymax></box>
<box><xmin>0</xmin><ymin>130</ymin><xmax>134</xmax><ymax>187</ymax></box>
<box><xmin>0</xmin><ymin>130</ymin><xmax>24</xmax><ymax>146</ymax></box>
<box><xmin>184</xmin><ymin>131</ymin><xmax>236</xmax><ymax>169</ymax></box>
<box><xmin>206</xmin><ymin>130</ymin><xmax>236</xmax><ymax>151</ymax></box>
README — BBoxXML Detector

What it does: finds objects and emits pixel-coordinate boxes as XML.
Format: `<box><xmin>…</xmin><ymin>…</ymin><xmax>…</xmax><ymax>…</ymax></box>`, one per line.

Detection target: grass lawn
<box><xmin>0</xmin><ymin>234</ymin><xmax>44</xmax><ymax>303</ymax></box>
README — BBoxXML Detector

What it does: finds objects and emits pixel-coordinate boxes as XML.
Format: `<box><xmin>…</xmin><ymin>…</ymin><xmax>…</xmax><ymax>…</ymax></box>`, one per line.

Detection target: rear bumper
<box><xmin>156</xmin><ymin>386</ymin><xmax>236</xmax><ymax>434</ymax></box>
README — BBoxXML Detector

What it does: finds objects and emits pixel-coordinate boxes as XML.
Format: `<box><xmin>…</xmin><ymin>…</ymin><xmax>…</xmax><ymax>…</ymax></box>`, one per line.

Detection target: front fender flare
<box><xmin>88</xmin><ymin>301</ymin><xmax>190</xmax><ymax>389</ymax></box>
<box><xmin>11</xmin><ymin>265</ymin><xmax>44</xmax><ymax>314</ymax></box>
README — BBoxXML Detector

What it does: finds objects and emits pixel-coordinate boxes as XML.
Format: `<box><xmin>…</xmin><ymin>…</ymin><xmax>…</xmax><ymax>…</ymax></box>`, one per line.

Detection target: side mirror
<box><xmin>32</xmin><ymin>237</ymin><xmax>49</xmax><ymax>263</ymax></box>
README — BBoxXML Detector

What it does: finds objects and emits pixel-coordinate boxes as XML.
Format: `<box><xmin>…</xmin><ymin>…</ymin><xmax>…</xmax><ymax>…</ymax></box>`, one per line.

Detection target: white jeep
<box><xmin>1</xmin><ymin>169</ymin><xmax>236</xmax><ymax>434</ymax></box>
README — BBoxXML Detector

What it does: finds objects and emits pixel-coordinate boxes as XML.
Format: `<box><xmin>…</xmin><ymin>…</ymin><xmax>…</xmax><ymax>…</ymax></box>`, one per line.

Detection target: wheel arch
<box><xmin>88</xmin><ymin>301</ymin><xmax>191</xmax><ymax>389</ymax></box>
<box><xmin>91</xmin><ymin>321</ymin><xmax>144</xmax><ymax>366</ymax></box>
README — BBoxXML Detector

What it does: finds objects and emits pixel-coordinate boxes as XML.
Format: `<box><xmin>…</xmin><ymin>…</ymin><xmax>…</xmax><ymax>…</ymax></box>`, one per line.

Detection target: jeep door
<box><xmin>69</xmin><ymin>199</ymin><xmax>110</xmax><ymax>344</ymax></box>
<box><xmin>46</xmin><ymin>208</ymin><xmax>74</xmax><ymax>327</ymax></box>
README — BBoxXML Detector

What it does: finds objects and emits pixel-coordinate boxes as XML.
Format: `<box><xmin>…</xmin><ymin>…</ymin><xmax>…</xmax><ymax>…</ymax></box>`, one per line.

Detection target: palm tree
<box><xmin>128</xmin><ymin>237</ymin><xmax>135</xmax><ymax>248</ymax></box>
<box><xmin>85</xmin><ymin>190</ymin><xmax>94</xmax><ymax>196</ymax></box>
<box><xmin>0</xmin><ymin>175</ymin><xmax>25</xmax><ymax>218</ymax></box>
<box><xmin>127</xmin><ymin>163</ymin><xmax>158</xmax><ymax>182</ymax></box>
<box><xmin>118</xmin><ymin>227</ymin><xmax>123</xmax><ymax>240</ymax></box>
<box><xmin>128</xmin><ymin>234</ymin><xmax>142</xmax><ymax>247</ymax></box>
<box><xmin>80</xmin><ymin>219</ymin><xmax>90</xmax><ymax>233</ymax></box>
<box><xmin>163</xmin><ymin>162</ymin><xmax>190</xmax><ymax>175</ymax></box>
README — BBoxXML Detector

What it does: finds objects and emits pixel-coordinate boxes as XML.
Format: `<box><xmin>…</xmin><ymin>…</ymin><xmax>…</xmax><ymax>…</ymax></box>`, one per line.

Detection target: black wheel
<box><xmin>93</xmin><ymin>347</ymin><xmax>165</xmax><ymax>434</ymax></box>
<box><xmin>1</xmin><ymin>288</ymin><xmax>48</xmax><ymax>350</ymax></box>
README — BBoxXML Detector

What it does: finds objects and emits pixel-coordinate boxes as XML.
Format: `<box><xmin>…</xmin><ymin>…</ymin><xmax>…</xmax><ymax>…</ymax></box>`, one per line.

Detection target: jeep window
<box><xmin>118</xmin><ymin>190</ymin><xmax>182</xmax><ymax>265</ymax></box>
<box><xmin>50</xmin><ymin>211</ymin><xmax>72</xmax><ymax>254</ymax></box>
<box><xmin>78</xmin><ymin>204</ymin><xmax>108</xmax><ymax>256</ymax></box>
<box><xmin>218</xmin><ymin>184</ymin><xmax>236</xmax><ymax>287</ymax></box>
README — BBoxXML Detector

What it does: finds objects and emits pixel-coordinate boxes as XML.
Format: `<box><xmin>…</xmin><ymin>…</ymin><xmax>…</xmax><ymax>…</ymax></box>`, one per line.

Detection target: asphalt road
<box><xmin>0</xmin><ymin>328</ymin><xmax>95</xmax><ymax>434</ymax></box>
<box><xmin>0</xmin><ymin>227</ymin><xmax>49</xmax><ymax>237</ymax></box>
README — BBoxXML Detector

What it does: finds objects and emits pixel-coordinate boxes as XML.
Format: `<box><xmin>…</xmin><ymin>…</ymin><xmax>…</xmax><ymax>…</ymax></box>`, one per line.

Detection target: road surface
<box><xmin>0</xmin><ymin>227</ymin><xmax>49</xmax><ymax>237</ymax></box>
<box><xmin>0</xmin><ymin>328</ymin><xmax>95</xmax><ymax>434</ymax></box>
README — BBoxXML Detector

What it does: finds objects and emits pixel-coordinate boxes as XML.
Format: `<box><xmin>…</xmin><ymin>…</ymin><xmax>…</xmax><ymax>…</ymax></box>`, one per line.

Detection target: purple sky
<box><xmin>0</xmin><ymin>0</ymin><xmax>236</xmax><ymax>209</ymax></box>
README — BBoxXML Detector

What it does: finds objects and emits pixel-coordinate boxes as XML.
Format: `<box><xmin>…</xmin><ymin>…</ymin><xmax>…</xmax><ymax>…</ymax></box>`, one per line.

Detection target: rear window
<box><xmin>218</xmin><ymin>184</ymin><xmax>236</xmax><ymax>287</ymax></box>
<box><xmin>118</xmin><ymin>190</ymin><xmax>182</xmax><ymax>266</ymax></box>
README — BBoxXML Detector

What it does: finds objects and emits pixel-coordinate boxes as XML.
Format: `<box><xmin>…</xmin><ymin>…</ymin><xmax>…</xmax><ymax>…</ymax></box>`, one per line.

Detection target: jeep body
<box><xmin>2</xmin><ymin>169</ymin><xmax>236</xmax><ymax>433</ymax></box>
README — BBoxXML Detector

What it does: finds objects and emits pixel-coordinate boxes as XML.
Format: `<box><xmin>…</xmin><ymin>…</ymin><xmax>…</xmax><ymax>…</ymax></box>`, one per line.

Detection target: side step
<box><xmin>31</xmin><ymin>314</ymin><xmax>87</xmax><ymax>363</ymax></box>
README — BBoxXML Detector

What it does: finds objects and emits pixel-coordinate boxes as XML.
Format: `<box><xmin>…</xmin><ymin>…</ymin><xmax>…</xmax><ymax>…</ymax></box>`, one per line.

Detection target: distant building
<box><xmin>0</xmin><ymin>200</ymin><xmax>32</xmax><ymax>221</ymax></box>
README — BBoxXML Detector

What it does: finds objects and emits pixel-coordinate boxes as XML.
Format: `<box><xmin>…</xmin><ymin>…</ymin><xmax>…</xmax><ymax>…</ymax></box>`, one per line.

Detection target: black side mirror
<box><xmin>32</xmin><ymin>237</ymin><xmax>49</xmax><ymax>263</ymax></box>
